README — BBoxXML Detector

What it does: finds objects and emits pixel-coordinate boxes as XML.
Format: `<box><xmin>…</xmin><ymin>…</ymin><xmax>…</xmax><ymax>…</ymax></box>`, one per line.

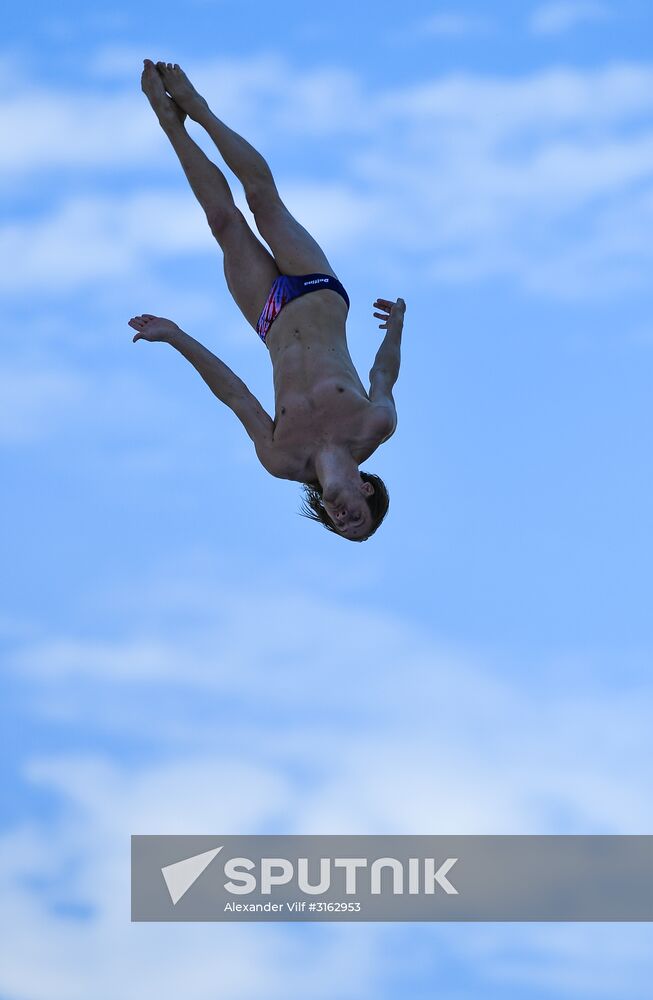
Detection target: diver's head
<box><xmin>299</xmin><ymin>472</ymin><xmax>390</xmax><ymax>542</ymax></box>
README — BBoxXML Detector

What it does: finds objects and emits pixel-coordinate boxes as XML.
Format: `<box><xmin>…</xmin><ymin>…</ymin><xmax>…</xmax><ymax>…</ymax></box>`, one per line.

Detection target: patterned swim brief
<box><xmin>255</xmin><ymin>272</ymin><xmax>350</xmax><ymax>345</ymax></box>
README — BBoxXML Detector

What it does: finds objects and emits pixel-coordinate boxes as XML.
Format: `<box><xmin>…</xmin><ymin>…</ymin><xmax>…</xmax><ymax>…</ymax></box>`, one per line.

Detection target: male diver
<box><xmin>129</xmin><ymin>60</ymin><xmax>405</xmax><ymax>541</ymax></box>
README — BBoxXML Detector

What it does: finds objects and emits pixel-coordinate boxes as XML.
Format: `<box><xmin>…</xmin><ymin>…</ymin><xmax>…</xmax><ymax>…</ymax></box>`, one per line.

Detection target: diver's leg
<box><xmin>156</xmin><ymin>61</ymin><xmax>273</xmax><ymax>189</ymax></box>
<box><xmin>141</xmin><ymin>60</ymin><xmax>279</xmax><ymax>331</ymax></box>
<box><xmin>157</xmin><ymin>62</ymin><xmax>336</xmax><ymax>275</ymax></box>
<box><xmin>142</xmin><ymin>60</ymin><xmax>238</xmax><ymax>229</ymax></box>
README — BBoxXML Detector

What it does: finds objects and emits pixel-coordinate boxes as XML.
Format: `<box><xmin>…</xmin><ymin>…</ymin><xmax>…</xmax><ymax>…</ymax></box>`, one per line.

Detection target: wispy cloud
<box><xmin>0</xmin><ymin>182</ymin><xmax>380</xmax><ymax>301</ymax></box>
<box><xmin>3</xmin><ymin>52</ymin><xmax>653</xmax><ymax>302</ymax></box>
<box><xmin>361</xmin><ymin>64</ymin><xmax>653</xmax><ymax>299</ymax></box>
<box><xmin>0</xmin><ymin>191</ymin><xmax>211</xmax><ymax>295</ymax></box>
<box><xmin>529</xmin><ymin>1</ymin><xmax>610</xmax><ymax>36</ymax></box>
<box><xmin>3</xmin><ymin>573</ymin><xmax>653</xmax><ymax>997</ymax></box>
<box><xmin>10</xmin><ymin>577</ymin><xmax>653</xmax><ymax>834</ymax></box>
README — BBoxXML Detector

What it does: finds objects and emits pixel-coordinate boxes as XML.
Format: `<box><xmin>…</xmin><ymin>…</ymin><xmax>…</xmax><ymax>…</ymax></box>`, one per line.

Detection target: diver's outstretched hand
<box><xmin>128</xmin><ymin>314</ymin><xmax>181</xmax><ymax>343</ymax></box>
<box><xmin>372</xmin><ymin>297</ymin><xmax>406</xmax><ymax>331</ymax></box>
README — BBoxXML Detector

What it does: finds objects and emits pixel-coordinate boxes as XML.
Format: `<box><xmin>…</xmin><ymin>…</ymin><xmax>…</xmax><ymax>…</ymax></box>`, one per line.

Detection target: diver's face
<box><xmin>330</xmin><ymin>502</ymin><xmax>372</xmax><ymax>539</ymax></box>
<box><xmin>322</xmin><ymin>481</ymin><xmax>375</xmax><ymax>540</ymax></box>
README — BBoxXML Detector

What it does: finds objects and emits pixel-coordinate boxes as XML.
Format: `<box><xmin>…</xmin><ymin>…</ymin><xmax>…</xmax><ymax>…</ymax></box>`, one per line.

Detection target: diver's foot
<box><xmin>141</xmin><ymin>59</ymin><xmax>187</xmax><ymax>129</ymax></box>
<box><xmin>156</xmin><ymin>62</ymin><xmax>209</xmax><ymax>121</ymax></box>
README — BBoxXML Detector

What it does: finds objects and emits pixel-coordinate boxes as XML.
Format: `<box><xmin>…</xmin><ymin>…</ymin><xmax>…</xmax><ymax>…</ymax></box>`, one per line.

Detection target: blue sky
<box><xmin>2</xmin><ymin>0</ymin><xmax>653</xmax><ymax>996</ymax></box>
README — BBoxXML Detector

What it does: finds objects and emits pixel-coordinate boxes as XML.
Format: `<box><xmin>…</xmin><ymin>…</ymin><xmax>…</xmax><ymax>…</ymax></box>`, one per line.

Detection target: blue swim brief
<box><xmin>255</xmin><ymin>272</ymin><xmax>350</xmax><ymax>345</ymax></box>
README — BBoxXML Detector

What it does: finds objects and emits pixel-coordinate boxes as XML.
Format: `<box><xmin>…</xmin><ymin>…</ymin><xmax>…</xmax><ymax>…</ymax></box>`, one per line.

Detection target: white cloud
<box><xmin>0</xmin><ymin>190</ymin><xmax>212</xmax><ymax>295</ymax></box>
<box><xmin>10</xmin><ymin>580</ymin><xmax>653</xmax><ymax>834</ymax></box>
<box><xmin>0</xmin><ymin>181</ymin><xmax>380</xmax><ymax>298</ymax></box>
<box><xmin>7</xmin><ymin>53</ymin><xmax>650</xmax><ymax>178</ymax></box>
<box><xmin>4</xmin><ymin>576</ymin><xmax>653</xmax><ymax>997</ymax></box>
<box><xmin>529</xmin><ymin>1</ymin><xmax>610</xmax><ymax>36</ymax></box>
<box><xmin>4</xmin><ymin>52</ymin><xmax>653</xmax><ymax>302</ymax></box>
<box><xmin>0</xmin><ymin>788</ymin><xmax>377</xmax><ymax>999</ymax></box>
<box><xmin>0</xmin><ymin>90</ymin><xmax>156</xmax><ymax>173</ymax></box>
<box><xmin>270</xmin><ymin>181</ymin><xmax>382</xmax><ymax>247</ymax></box>
<box><xmin>388</xmin><ymin>64</ymin><xmax>653</xmax><ymax>131</ymax></box>
<box><xmin>360</xmin><ymin>65</ymin><xmax>653</xmax><ymax>298</ymax></box>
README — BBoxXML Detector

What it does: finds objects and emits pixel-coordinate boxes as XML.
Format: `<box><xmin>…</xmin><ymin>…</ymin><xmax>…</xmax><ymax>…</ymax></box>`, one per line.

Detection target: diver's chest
<box><xmin>274</xmin><ymin>381</ymin><xmax>369</xmax><ymax>429</ymax></box>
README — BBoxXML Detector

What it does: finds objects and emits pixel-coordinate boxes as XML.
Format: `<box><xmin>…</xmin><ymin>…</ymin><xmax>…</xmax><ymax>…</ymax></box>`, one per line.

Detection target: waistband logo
<box><xmin>304</xmin><ymin>278</ymin><xmax>330</xmax><ymax>286</ymax></box>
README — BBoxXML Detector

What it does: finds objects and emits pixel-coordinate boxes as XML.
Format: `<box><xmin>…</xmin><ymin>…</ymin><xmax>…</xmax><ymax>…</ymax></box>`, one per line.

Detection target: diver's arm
<box><xmin>369</xmin><ymin>297</ymin><xmax>405</xmax><ymax>403</ymax></box>
<box><xmin>168</xmin><ymin>329</ymin><xmax>275</xmax><ymax>449</ymax></box>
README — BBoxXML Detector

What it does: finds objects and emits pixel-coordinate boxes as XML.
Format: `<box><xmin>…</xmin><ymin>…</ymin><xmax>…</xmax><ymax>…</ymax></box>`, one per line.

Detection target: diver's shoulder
<box><xmin>257</xmin><ymin>442</ymin><xmax>310</xmax><ymax>483</ymax></box>
<box><xmin>366</xmin><ymin>399</ymin><xmax>397</xmax><ymax>443</ymax></box>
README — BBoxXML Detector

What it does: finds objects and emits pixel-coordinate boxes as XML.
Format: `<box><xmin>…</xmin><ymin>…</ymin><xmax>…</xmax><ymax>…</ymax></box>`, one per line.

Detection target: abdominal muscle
<box><xmin>264</xmin><ymin>290</ymin><xmax>374</xmax><ymax>468</ymax></box>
